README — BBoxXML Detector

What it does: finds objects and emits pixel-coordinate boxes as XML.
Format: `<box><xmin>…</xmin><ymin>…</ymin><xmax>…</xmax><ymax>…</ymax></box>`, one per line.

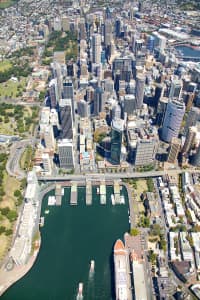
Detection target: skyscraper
<box><xmin>59</xmin><ymin>99</ymin><xmax>73</xmax><ymax>139</ymax></box>
<box><xmin>91</xmin><ymin>33</ymin><xmax>101</xmax><ymax>64</ymax></box>
<box><xmin>169</xmin><ymin>80</ymin><xmax>182</xmax><ymax>99</ymax></box>
<box><xmin>77</xmin><ymin>100</ymin><xmax>88</xmax><ymax>118</ymax></box>
<box><xmin>110</xmin><ymin>119</ymin><xmax>124</xmax><ymax>165</ymax></box>
<box><xmin>184</xmin><ymin>107</ymin><xmax>200</xmax><ymax>134</ymax></box>
<box><xmin>124</xmin><ymin>94</ymin><xmax>136</xmax><ymax>116</ymax></box>
<box><xmin>104</xmin><ymin>19</ymin><xmax>112</xmax><ymax>47</ymax></box>
<box><xmin>135</xmin><ymin>74</ymin><xmax>145</xmax><ymax>109</ymax></box>
<box><xmin>44</xmin><ymin>124</ymin><xmax>55</xmax><ymax>150</ymax></box>
<box><xmin>93</xmin><ymin>87</ymin><xmax>104</xmax><ymax>116</ymax></box>
<box><xmin>161</xmin><ymin>99</ymin><xmax>185</xmax><ymax>143</ymax></box>
<box><xmin>182</xmin><ymin>126</ymin><xmax>197</xmax><ymax>156</ymax></box>
<box><xmin>63</xmin><ymin>78</ymin><xmax>75</xmax><ymax>121</ymax></box>
<box><xmin>58</xmin><ymin>139</ymin><xmax>75</xmax><ymax>169</ymax></box>
<box><xmin>168</xmin><ymin>137</ymin><xmax>181</xmax><ymax>163</ymax></box>
<box><xmin>49</xmin><ymin>79</ymin><xmax>59</xmax><ymax>109</ymax></box>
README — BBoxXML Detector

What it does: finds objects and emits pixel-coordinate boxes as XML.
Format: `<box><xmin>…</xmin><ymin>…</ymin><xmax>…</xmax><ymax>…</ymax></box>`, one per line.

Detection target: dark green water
<box><xmin>1</xmin><ymin>186</ymin><xmax>129</xmax><ymax>300</ymax></box>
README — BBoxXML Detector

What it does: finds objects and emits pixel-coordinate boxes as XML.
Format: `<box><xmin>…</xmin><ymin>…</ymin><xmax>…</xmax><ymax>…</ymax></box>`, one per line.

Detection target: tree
<box><xmin>130</xmin><ymin>228</ymin><xmax>140</xmax><ymax>236</ymax></box>
<box><xmin>14</xmin><ymin>190</ymin><xmax>22</xmax><ymax>198</ymax></box>
<box><xmin>0</xmin><ymin>207</ymin><xmax>10</xmax><ymax>216</ymax></box>
<box><xmin>0</xmin><ymin>226</ymin><xmax>6</xmax><ymax>234</ymax></box>
<box><xmin>148</xmin><ymin>250</ymin><xmax>157</xmax><ymax>265</ymax></box>
<box><xmin>5</xmin><ymin>228</ymin><xmax>13</xmax><ymax>236</ymax></box>
<box><xmin>7</xmin><ymin>210</ymin><xmax>18</xmax><ymax>222</ymax></box>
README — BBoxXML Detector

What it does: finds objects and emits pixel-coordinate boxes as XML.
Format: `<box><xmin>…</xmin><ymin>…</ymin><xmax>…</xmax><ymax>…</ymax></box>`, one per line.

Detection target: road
<box><xmin>37</xmin><ymin>168</ymin><xmax>200</xmax><ymax>181</ymax></box>
<box><xmin>6</xmin><ymin>139</ymin><xmax>36</xmax><ymax>180</ymax></box>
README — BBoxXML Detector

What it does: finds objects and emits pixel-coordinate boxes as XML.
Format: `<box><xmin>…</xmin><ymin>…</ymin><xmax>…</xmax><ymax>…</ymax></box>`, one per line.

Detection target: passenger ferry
<box><xmin>111</xmin><ymin>194</ymin><xmax>115</xmax><ymax>205</ymax></box>
<box><xmin>90</xmin><ymin>260</ymin><xmax>95</xmax><ymax>272</ymax></box>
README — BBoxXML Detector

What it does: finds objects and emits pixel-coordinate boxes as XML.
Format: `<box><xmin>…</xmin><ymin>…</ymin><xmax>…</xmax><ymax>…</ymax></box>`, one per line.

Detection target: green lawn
<box><xmin>0</xmin><ymin>0</ymin><xmax>16</xmax><ymax>9</ymax></box>
<box><xmin>0</xmin><ymin>77</ymin><xmax>27</xmax><ymax>98</ymax></box>
<box><xmin>0</xmin><ymin>60</ymin><xmax>12</xmax><ymax>72</ymax></box>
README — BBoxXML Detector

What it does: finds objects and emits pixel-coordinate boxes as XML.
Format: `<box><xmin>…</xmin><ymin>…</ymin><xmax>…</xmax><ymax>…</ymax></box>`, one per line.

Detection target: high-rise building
<box><xmin>184</xmin><ymin>107</ymin><xmax>200</xmax><ymax>134</ymax></box>
<box><xmin>104</xmin><ymin>19</ymin><xmax>112</xmax><ymax>47</ymax></box>
<box><xmin>192</xmin><ymin>145</ymin><xmax>200</xmax><ymax>167</ymax></box>
<box><xmin>44</xmin><ymin>124</ymin><xmax>55</xmax><ymax>150</ymax></box>
<box><xmin>91</xmin><ymin>34</ymin><xmax>101</xmax><ymax>64</ymax></box>
<box><xmin>147</xmin><ymin>35</ymin><xmax>155</xmax><ymax>53</ymax></box>
<box><xmin>49</xmin><ymin>79</ymin><xmax>59</xmax><ymax>109</ymax></box>
<box><xmin>59</xmin><ymin>99</ymin><xmax>73</xmax><ymax>139</ymax></box>
<box><xmin>58</xmin><ymin>139</ymin><xmax>75</xmax><ymax>169</ymax></box>
<box><xmin>182</xmin><ymin>126</ymin><xmax>197</xmax><ymax>156</ymax></box>
<box><xmin>169</xmin><ymin>80</ymin><xmax>182</xmax><ymax>99</ymax></box>
<box><xmin>79</xmin><ymin>18</ymin><xmax>86</xmax><ymax>40</ymax></box>
<box><xmin>63</xmin><ymin>78</ymin><xmax>75</xmax><ymax>120</ymax></box>
<box><xmin>135</xmin><ymin>139</ymin><xmax>158</xmax><ymax>166</ymax></box>
<box><xmin>115</xmin><ymin>19</ymin><xmax>121</xmax><ymax>38</ymax></box>
<box><xmin>93</xmin><ymin>87</ymin><xmax>104</xmax><ymax>116</ymax></box>
<box><xmin>124</xmin><ymin>94</ymin><xmax>136</xmax><ymax>116</ymax></box>
<box><xmin>110</xmin><ymin>119</ymin><xmax>124</xmax><ymax>165</ymax></box>
<box><xmin>161</xmin><ymin>99</ymin><xmax>185</xmax><ymax>143</ymax></box>
<box><xmin>135</xmin><ymin>74</ymin><xmax>145</xmax><ymax>109</ymax></box>
<box><xmin>112</xmin><ymin>104</ymin><xmax>121</xmax><ymax>120</ymax></box>
<box><xmin>77</xmin><ymin>100</ymin><xmax>88</xmax><ymax>118</ymax></box>
<box><xmin>168</xmin><ymin>137</ymin><xmax>181</xmax><ymax>163</ymax></box>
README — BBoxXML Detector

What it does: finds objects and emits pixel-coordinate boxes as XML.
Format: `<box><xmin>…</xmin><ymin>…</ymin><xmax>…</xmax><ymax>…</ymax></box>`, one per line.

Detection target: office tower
<box><xmin>49</xmin><ymin>79</ymin><xmax>59</xmax><ymax>109</ymax></box>
<box><xmin>161</xmin><ymin>99</ymin><xmax>185</xmax><ymax>143</ymax></box>
<box><xmin>169</xmin><ymin>80</ymin><xmax>182</xmax><ymax>99</ymax></box>
<box><xmin>44</xmin><ymin>124</ymin><xmax>55</xmax><ymax>150</ymax></box>
<box><xmin>135</xmin><ymin>139</ymin><xmax>158</xmax><ymax>166</ymax></box>
<box><xmin>135</xmin><ymin>74</ymin><xmax>145</xmax><ymax>109</ymax></box>
<box><xmin>77</xmin><ymin>100</ymin><xmax>88</xmax><ymax>118</ymax></box>
<box><xmin>192</xmin><ymin>145</ymin><xmax>200</xmax><ymax>167</ymax></box>
<box><xmin>91</xmin><ymin>34</ymin><xmax>101</xmax><ymax>64</ymax></box>
<box><xmin>104</xmin><ymin>19</ymin><xmax>112</xmax><ymax>47</ymax></box>
<box><xmin>154</xmin><ymin>84</ymin><xmax>164</xmax><ymax>110</ymax></box>
<box><xmin>104</xmin><ymin>78</ymin><xmax>114</xmax><ymax>94</ymax></box>
<box><xmin>134</xmin><ymin>39</ymin><xmax>143</xmax><ymax>56</ymax></box>
<box><xmin>93</xmin><ymin>87</ymin><xmax>104</xmax><ymax>116</ymax></box>
<box><xmin>184</xmin><ymin>107</ymin><xmax>200</xmax><ymax>134</ymax></box>
<box><xmin>53</xmin><ymin>17</ymin><xmax>62</xmax><ymax>31</ymax></box>
<box><xmin>79</xmin><ymin>18</ymin><xmax>86</xmax><ymax>40</ymax></box>
<box><xmin>168</xmin><ymin>137</ymin><xmax>181</xmax><ymax>163</ymax></box>
<box><xmin>112</xmin><ymin>104</ymin><xmax>121</xmax><ymax>120</ymax></box>
<box><xmin>182</xmin><ymin>126</ymin><xmax>197</xmax><ymax>156</ymax></box>
<box><xmin>124</xmin><ymin>95</ymin><xmax>136</xmax><ymax>116</ymax></box>
<box><xmin>187</xmin><ymin>82</ymin><xmax>197</xmax><ymax>93</ymax></box>
<box><xmin>62</xmin><ymin>16</ymin><xmax>70</xmax><ymax>31</ymax></box>
<box><xmin>126</xmin><ymin>80</ymin><xmax>136</xmax><ymax>95</ymax></box>
<box><xmin>59</xmin><ymin>99</ymin><xmax>73</xmax><ymax>139</ymax></box>
<box><xmin>58</xmin><ymin>139</ymin><xmax>75</xmax><ymax>169</ymax></box>
<box><xmin>63</xmin><ymin>78</ymin><xmax>74</xmax><ymax>99</ymax></box>
<box><xmin>110</xmin><ymin>119</ymin><xmax>124</xmax><ymax>165</ymax></box>
<box><xmin>105</xmin><ymin>6</ymin><xmax>111</xmax><ymax>19</ymax></box>
<box><xmin>115</xmin><ymin>19</ymin><xmax>121</xmax><ymax>38</ymax></box>
<box><xmin>42</xmin><ymin>153</ymin><xmax>52</xmax><ymax>175</ymax></box>
<box><xmin>63</xmin><ymin>78</ymin><xmax>75</xmax><ymax>121</ymax></box>
<box><xmin>147</xmin><ymin>36</ymin><xmax>155</xmax><ymax>53</ymax></box>
<box><xmin>156</xmin><ymin>97</ymin><xmax>168</xmax><ymax>126</ymax></box>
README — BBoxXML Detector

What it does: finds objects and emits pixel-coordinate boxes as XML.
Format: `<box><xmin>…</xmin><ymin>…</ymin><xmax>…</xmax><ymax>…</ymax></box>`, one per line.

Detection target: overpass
<box><xmin>37</xmin><ymin>168</ymin><xmax>199</xmax><ymax>182</ymax></box>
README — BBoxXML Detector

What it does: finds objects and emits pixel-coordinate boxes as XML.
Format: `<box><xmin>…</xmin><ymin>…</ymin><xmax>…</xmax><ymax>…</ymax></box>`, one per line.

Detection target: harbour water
<box><xmin>175</xmin><ymin>45</ymin><xmax>200</xmax><ymax>58</ymax></box>
<box><xmin>1</xmin><ymin>186</ymin><xmax>129</xmax><ymax>300</ymax></box>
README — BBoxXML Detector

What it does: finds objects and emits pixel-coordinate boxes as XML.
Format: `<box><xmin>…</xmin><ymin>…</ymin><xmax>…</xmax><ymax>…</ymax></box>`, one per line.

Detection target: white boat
<box><xmin>120</xmin><ymin>195</ymin><xmax>125</xmax><ymax>205</ymax></box>
<box><xmin>111</xmin><ymin>194</ymin><xmax>115</xmax><ymax>205</ymax></box>
<box><xmin>78</xmin><ymin>282</ymin><xmax>83</xmax><ymax>296</ymax></box>
<box><xmin>44</xmin><ymin>210</ymin><xmax>49</xmax><ymax>214</ymax></box>
<box><xmin>97</xmin><ymin>187</ymin><xmax>100</xmax><ymax>194</ymax></box>
<box><xmin>90</xmin><ymin>260</ymin><xmax>95</xmax><ymax>272</ymax></box>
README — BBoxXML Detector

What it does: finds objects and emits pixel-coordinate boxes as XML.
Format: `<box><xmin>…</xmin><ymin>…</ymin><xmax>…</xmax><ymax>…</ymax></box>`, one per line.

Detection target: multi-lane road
<box><xmin>37</xmin><ymin>168</ymin><xmax>200</xmax><ymax>181</ymax></box>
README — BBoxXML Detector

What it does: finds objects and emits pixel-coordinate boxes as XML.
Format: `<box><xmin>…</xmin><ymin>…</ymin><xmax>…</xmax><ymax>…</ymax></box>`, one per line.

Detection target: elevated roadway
<box><xmin>37</xmin><ymin>168</ymin><xmax>200</xmax><ymax>182</ymax></box>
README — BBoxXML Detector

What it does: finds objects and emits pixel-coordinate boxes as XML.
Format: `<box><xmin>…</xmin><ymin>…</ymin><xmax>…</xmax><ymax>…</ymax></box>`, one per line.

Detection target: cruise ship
<box><xmin>114</xmin><ymin>239</ymin><xmax>131</xmax><ymax>300</ymax></box>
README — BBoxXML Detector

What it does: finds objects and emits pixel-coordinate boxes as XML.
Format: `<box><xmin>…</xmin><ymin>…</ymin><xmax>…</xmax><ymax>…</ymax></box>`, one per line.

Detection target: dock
<box><xmin>100</xmin><ymin>180</ymin><xmax>106</xmax><ymax>205</ymax></box>
<box><xmin>114</xmin><ymin>180</ymin><xmax>120</xmax><ymax>204</ymax></box>
<box><xmin>86</xmin><ymin>179</ymin><xmax>92</xmax><ymax>205</ymax></box>
<box><xmin>70</xmin><ymin>183</ymin><xmax>77</xmax><ymax>205</ymax></box>
<box><xmin>55</xmin><ymin>184</ymin><xmax>62</xmax><ymax>205</ymax></box>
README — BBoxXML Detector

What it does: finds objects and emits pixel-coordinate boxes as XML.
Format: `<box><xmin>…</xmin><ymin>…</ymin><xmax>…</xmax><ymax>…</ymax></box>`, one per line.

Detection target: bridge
<box><xmin>37</xmin><ymin>168</ymin><xmax>200</xmax><ymax>182</ymax></box>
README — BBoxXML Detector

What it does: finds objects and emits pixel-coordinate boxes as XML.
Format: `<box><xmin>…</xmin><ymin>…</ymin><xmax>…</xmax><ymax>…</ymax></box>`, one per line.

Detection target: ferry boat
<box><xmin>97</xmin><ymin>187</ymin><xmax>100</xmax><ymax>194</ymax></box>
<box><xmin>114</xmin><ymin>240</ymin><xmax>130</xmax><ymax>300</ymax></box>
<box><xmin>39</xmin><ymin>217</ymin><xmax>44</xmax><ymax>227</ymax></box>
<box><xmin>120</xmin><ymin>195</ymin><xmax>125</xmax><ymax>204</ymax></box>
<box><xmin>111</xmin><ymin>194</ymin><xmax>115</xmax><ymax>205</ymax></box>
<box><xmin>78</xmin><ymin>282</ymin><xmax>83</xmax><ymax>296</ymax></box>
<box><xmin>90</xmin><ymin>260</ymin><xmax>95</xmax><ymax>272</ymax></box>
